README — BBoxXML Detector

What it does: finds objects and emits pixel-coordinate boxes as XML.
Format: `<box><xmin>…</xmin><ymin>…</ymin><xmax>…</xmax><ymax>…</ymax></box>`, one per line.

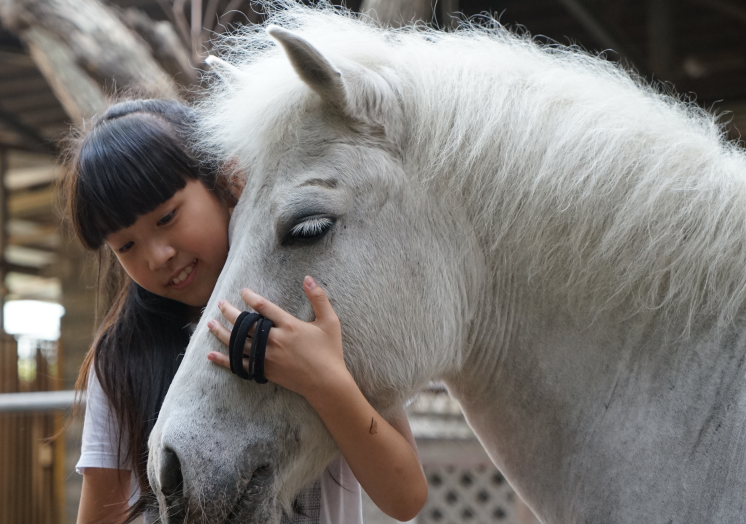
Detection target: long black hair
<box><xmin>61</xmin><ymin>99</ymin><xmax>236</xmax><ymax>521</ymax></box>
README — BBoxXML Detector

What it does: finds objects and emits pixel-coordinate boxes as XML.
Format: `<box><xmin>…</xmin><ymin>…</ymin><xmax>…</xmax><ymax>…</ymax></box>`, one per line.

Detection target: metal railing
<box><xmin>0</xmin><ymin>390</ymin><xmax>83</xmax><ymax>412</ymax></box>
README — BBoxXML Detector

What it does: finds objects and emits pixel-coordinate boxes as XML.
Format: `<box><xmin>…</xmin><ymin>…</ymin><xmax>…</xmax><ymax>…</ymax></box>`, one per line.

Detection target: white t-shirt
<box><xmin>77</xmin><ymin>367</ymin><xmax>363</xmax><ymax>524</ymax></box>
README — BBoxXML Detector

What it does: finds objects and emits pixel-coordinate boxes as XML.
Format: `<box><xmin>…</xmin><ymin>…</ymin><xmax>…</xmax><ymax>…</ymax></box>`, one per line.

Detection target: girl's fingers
<box><xmin>217</xmin><ymin>300</ymin><xmax>242</xmax><ymax>326</ymax></box>
<box><xmin>206</xmin><ymin>351</ymin><xmax>230</xmax><ymax>369</ymax></box>
<box><xmin>239</xmin><ymin>288</ymin><xmax>291</xmax><ymax>326</ymax></box>
<box><xmin>303</xmin><ymin>276</ymin><xmax>337</xmax><ymax>324</ymax></box>
<box><xmin>208</xmin><ymin>351</ymin><xmax>250</xmax><ymax>374</ymax></box>
<box><xmin>207</xmin><ymin>320</ymin><xmax>251</xmax><ymax>374</ymax></box>
<box><xmin>207</xmin><ymin>319</ymin><xmax>232</xmax><ymax>345</ymax></box>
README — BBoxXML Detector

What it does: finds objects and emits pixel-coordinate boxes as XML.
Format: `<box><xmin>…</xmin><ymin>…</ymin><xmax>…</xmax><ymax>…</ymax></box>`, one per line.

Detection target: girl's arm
<box><xmin>307</xmin><ymin>386</ymin><xmax>426</xmax><ymax>521</ymax></box>
<box><xmin>77</xmin><ymin>468</ymin><xmax>130</xmax><ymax>524</ymax></box>
<box><xmin>207</xmin><ymin>277</ymin><xmax>428</xmax><ymax>522</ymax></box>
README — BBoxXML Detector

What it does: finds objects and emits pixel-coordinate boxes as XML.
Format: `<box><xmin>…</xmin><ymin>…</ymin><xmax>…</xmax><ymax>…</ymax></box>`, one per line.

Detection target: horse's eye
<box><xmin>290</xmin><ymin>217</ymin><xmax>335</xmax><ymax>238</ymax></box>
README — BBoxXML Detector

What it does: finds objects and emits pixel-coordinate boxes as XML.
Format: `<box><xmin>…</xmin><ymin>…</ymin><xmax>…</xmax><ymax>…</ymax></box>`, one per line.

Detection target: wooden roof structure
<box><xmin>2</xmin><ymin>0</ymin><xmax>745</xmax><ymax>156</ymax></box>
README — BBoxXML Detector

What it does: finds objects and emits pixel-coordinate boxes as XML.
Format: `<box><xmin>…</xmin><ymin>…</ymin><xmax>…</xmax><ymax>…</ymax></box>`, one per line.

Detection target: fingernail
<box><xmin>207</xmin><ymin>352</ymin><xmax>215</xmax><ymax>361</ymax></box>
<box><xmin>305</xmin><ymin>276</ymin><xmax>317</xmax><ymax>289</ymax></box>
<box><xmin>242</xmin><ymin>288</ymin><xmax>255</xmax><ymax>299</ymax></box>
<box><xmin>208</xmin><ymin>320</ymin><xmax>215</xmax><ymax>330</ymax></box>
<box><xmin>218</xmin><ymin>299</ymin><xmax>224</xmax><ymax>307</ymax></box>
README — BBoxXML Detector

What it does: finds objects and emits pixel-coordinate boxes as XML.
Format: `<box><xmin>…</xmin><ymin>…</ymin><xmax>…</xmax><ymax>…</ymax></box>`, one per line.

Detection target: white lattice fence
<box><xmin>420</xmin><ymin>465</ymin><xmax>526</xmax><ymax>524</ymax></box>
<box><xmin>407</xmin><ymin>386</ymin><xmax>538</xmax><ymax>524</ymax></box>
<box><xmin>362</xmin><ymin>387</ymin><xmax>539</xmax><ymax>524</ymax></box>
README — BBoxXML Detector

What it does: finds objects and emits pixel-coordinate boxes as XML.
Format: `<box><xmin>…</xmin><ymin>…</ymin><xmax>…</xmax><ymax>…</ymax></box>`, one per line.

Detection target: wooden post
<box><xmin>0</xmin><ymin>147</ymin><xmax>7</xmax><ymax>336</ymax></box>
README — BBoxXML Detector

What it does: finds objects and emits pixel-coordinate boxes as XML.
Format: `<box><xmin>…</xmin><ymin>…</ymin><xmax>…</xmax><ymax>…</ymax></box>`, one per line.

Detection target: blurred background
<box><xmin>0</xmin><ymin>0</ymin><xmax>743</xmax><ymax>523</ymax></box>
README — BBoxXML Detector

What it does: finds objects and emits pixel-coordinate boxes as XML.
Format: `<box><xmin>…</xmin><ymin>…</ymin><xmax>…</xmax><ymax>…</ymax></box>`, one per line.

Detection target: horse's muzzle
<box><xmin>150</xmin><ymin>436</ymin><xmax>280</xmax><ymax>523</ymax></box>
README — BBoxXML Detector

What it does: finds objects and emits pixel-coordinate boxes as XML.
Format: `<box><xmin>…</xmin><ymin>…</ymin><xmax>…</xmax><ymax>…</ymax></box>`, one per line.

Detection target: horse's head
<box><xmin>148</xmin><ymin>21</ymin><xmax>485</xmax><ymax>523</ymax></box>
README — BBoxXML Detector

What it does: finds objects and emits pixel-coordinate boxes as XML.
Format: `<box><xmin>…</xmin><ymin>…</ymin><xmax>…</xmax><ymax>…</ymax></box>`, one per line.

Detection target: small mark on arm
<box><xmin>369</xmin><ymin>417</ymin><xmax>378</xmax><ymax>435</ymax></box>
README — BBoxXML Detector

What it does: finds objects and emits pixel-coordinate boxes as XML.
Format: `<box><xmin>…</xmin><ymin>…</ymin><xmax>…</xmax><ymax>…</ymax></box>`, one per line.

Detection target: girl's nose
<box><xmin>148</xmin><ymin>242</ymin><xmax>176</xmax><ymax>270</ymax></box>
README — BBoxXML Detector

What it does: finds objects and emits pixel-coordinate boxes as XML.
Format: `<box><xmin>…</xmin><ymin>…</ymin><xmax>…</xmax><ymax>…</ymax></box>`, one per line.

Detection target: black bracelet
<box><xmin>228</xmin><ymin>311</ymin><xmax>261</xmax><ymax>380</ymax></box>
<box><xmin>250</xmin><ymin>317</ymin><xmax>273</xmax><ymax>384</ymax></box>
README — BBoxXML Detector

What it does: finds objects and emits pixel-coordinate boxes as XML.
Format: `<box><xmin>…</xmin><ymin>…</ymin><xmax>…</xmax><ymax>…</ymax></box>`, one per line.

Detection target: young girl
<box><xmin>63</xmin><ymin>99</ymin><xmax>427</xmax><ymax>524</ymax></box>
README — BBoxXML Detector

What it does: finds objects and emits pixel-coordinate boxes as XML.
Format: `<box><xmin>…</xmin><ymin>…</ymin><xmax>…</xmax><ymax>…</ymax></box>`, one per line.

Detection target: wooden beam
<box><xmin>691</xmin><ymin>0</ymin><xmax>746</xmax><ymax>26</ymax></box>
<box><xmin>0</xmin><ymin>50</ymin><xmax>34</xmax><ymax>68</ymax></box>
<box><xmin>648</xmin><ymin>0</ymin><xmax>676</xmax><ymax>81</ymax></box>
<box><xmin>118</xmin><ymin>8</ymin><xmax>197</xmax><ymax>86</ymax></box>
<box><xmin>0</xmin><ymin>107</ymin><xmax>54</xmax><ymax>154</ymax></box>
<box><xmin>5</xmin><ymin>245</ymin><xmax>56</xmax><ymax>267</ymax></box>
<box><xmin>361</xmin><ymin>0</ymin><xmax>434</xmax><ymax>27</ymax></box>
<box><xmin>555</xmin><ymin>0</ymin><xmax>648</xmax><ymax>74</ymax></box>
<box><xmin>0</xmin><ymin>0</ymin><xmax>179</xmax><ymax>123</ymax></box>
<box><xmin>0</xmin><ymin>135</ymin><xmax>30</xmax><ymax>151</ymax></box>
<box><xmin>7</xmin><ymin>232</ymin><xmax>60</xmax><ymax>249</ymax></box>
<box><xmin>7</xmin><ymin>188</ymin><xmax>55</xmax><ymax>218</ymax></box>
<box><xmin>437</xmin><ymin>0</ymin><xmax>460</xmax><ymax>30</ymax></box>
<box><xmin>20</xmin><ymin>27</ymin><xmax>107</xmax><ymax>124</ymax></box>
<box><xmin>0</xmin><ymin>261</ymin><xmax>41</xmax><ymax>277</ymax></box>
<box><xmin>191</xmin><ymin>0</ymin><xmax>202</xmax><ymax>61</ymax></box>
<box><xmin>0</xmin><ymin>76</ymin><xmax>51</xmax><ymax>98</ymax></box>
<box><xmin>5</xmin><ymin>165</ymin><xmax>57</xmax><ymax>191</ymax></box>
<box><xmin>7</xmin><ymin>219</ymin><xmax>60</xmax><ymax>250</ymax></box>
<box><xmin>676</xmin><ymin>69</ymin><xmax>746</xmax><ymax>101</ymax></box>
<box><xmin>0</xmin><ymin>92</ymin><xmax>61</xmax><ymax>113</ymax></box>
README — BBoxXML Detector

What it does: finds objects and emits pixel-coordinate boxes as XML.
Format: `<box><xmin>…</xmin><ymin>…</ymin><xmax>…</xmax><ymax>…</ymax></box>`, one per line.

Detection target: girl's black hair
<box><xmin>61</xmin><ymin>99</ymin><xmax>235</xmax><ymax>522</ymax></box>
<box><xmin>72</xmin><ymin>99</ymin><xmax>221</xmax><ymax>249</ymax></box>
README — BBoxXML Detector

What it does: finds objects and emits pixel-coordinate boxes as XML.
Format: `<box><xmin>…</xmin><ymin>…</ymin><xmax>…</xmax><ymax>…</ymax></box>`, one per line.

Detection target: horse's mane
<box><xmin>198</xmin><ymin>1</ymin><xmax>746</xmax><ymax>333</ymax></box>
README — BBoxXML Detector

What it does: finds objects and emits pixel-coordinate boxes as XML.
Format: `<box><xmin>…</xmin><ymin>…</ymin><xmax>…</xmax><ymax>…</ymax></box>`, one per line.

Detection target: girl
<box><xmin>62</xmin><ymin>99</ymin><xmax>427</xmax><ymax>524</ymax></box>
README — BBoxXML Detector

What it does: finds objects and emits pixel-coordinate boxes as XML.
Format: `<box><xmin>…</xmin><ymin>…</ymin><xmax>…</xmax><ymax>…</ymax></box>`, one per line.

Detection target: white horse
<box><xmin>148</xmin><ymin>3</ymin><xmax>746</xmax><ymax>523</ymax></box>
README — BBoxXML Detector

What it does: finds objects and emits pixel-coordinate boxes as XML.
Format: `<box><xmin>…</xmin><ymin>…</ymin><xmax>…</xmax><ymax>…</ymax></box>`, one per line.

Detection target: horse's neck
<box><xmin>447</xmin><ymin>284</ymin><xmax>746</xmax><ymax>523</ymax></box>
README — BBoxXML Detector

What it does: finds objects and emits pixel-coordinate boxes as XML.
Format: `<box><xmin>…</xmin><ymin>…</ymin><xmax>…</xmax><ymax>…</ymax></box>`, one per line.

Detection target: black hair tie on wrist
<box><xmin>228</xmin><ymin>311</ymin><xmax>261</xmax><ymax>381</ymax></box>
<box><xmin>250</xmin><ymin>318</ymin><xmax>273</xmax><ymax>384</ymax></box>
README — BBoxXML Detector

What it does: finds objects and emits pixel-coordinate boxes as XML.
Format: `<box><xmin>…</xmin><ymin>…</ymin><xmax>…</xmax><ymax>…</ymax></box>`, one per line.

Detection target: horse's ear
<box><xmin>267</xmin><ymin>26</ymin><xmax>347</xmax><ymax>108</ymax></box>
<box><xmin>205</xmin><ymin>55</ymin><xmax>244</xmax><ymax>86</ymax></box>
<box><xmin>268</xmin><ymin>26</ymin><xmax>403</xmax><ymax>142</ymax></box>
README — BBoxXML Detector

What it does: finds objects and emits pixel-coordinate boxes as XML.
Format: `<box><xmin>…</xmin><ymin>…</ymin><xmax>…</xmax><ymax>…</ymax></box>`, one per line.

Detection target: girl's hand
<box><xmin>206</xmin><ymin>276</ymin><xmax>351</xmax><ymax>400</ymax></box>
<box><xmin>208</xmin><ymin>277</ymin><xmax>428</xmax><ymax>520</ymax></box>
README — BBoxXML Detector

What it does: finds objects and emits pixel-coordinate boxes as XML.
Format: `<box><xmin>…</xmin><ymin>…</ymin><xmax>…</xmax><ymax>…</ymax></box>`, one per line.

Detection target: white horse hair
<box><xmin>149</xmin><ymin>2</ymin><xmax>746</xmax><ymax>523</ymax></box>
<box><xmin>200</xmin><ymin>4</ymin><xmax>746</xmax><ymax>333</ymax></box>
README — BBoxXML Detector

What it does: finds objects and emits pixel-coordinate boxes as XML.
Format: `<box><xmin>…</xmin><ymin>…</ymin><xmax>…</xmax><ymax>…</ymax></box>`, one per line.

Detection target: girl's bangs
<box><xmin>75</xmin><ymin>115</ymin><xmax>197</xmax><ymax>248</ymax></box>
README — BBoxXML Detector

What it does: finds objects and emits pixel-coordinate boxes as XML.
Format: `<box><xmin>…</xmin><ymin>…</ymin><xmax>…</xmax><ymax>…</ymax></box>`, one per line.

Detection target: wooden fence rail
<box><xmin>1</xmin><ymin>335</ymin><xmax>65</xmax><ymax>524</ymax></box>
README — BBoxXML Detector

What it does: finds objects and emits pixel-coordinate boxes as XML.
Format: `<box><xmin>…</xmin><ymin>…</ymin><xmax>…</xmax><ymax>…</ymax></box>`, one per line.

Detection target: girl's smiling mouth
<box><xmin>171</xmin><ymin>259</ymin><xmax>197</xmax><ymax>288</ymax></box>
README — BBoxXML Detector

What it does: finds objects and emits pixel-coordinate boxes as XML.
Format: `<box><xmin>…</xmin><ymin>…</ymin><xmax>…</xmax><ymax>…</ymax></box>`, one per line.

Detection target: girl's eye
<box><xmin>118</xmin><ymin>241</ymin><xmax>134</xmax><ymax>254</ymax></box>
<box><xmin>158</xmin><ymin>211</ymin><xmax>175</xmax><ymax>226</ymax></box>
<box><xmin>290</xmin><ymin>217</ymin><xmax>335</xmax><ymax>239</ymax></box>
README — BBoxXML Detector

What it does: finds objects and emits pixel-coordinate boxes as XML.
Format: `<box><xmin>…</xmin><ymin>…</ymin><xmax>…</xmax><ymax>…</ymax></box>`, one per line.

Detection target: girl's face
<box><xmin>105</xmin><ymin>180</ymin><xmax>231</xmax><ymax>307</ymax></box>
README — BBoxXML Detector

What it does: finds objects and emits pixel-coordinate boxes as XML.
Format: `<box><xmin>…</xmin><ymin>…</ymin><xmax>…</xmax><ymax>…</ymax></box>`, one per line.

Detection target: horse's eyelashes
<box><xmin>289</xmin><ymin>217</ymin><xmax>335</xmax><ymax>239</ymax></box>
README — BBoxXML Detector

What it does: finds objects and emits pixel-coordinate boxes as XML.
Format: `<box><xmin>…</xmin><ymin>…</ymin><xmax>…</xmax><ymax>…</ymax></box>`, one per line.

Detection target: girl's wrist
<box><xmin>303</xmin><ymin>368</ymin><xmax>359</xmax><ymax>413</ymax></box>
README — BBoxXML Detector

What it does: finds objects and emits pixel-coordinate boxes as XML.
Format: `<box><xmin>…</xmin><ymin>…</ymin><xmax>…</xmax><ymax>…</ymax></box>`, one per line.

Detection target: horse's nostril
<box><xmin>160</xmin><ymin>447</ymin><xmax>184</xmax><ymax>498</ymax></box>
<box><xmin>252</xmin><ymin>464</ymin><xmax>273</xmax><ymax>484</ymax></box>
<box><xmin>158</xmin><ymin>447</ymin><xmax>188</xmax><ymax>524</ymax></box>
